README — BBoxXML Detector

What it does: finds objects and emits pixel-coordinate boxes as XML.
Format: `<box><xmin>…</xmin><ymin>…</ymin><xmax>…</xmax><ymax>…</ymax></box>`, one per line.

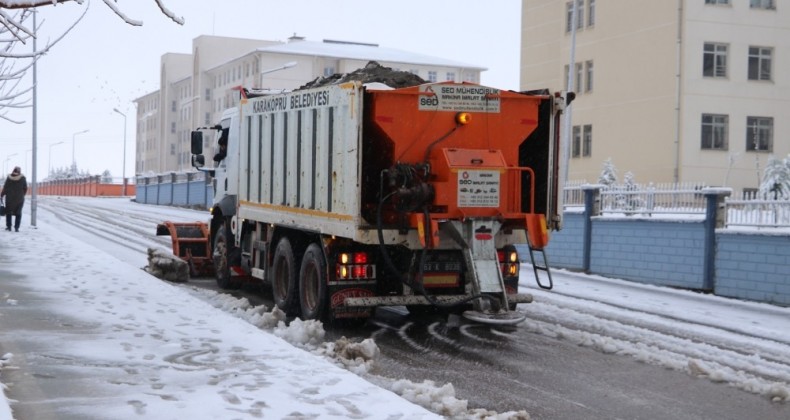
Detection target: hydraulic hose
<box><xmin>376</xmin><ymin>170</ymin><xmax>497</xmax><ymax>310</ymax></box>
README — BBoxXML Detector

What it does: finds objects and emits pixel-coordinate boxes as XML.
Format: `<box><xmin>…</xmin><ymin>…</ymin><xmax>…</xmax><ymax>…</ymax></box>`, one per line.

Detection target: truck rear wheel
<box><xmin>271</xmin><ymin>237</ymin><xmax>299</xmax><ymax>316</ymax></box>
<box><xmin>213</xmin><ymin>221</ymin><xmax>240</xmax><ymax>289</ymax></box>
<box><xmin>299</xmin><ymin>243</ymin><xmax>328</xmax><ymax>321</ymax></box>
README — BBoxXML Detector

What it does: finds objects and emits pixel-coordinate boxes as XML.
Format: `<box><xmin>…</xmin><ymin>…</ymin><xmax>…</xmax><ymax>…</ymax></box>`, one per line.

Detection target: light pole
<box><xmin>113</xmin><ymin>108</ymin><xmax>128</xmax><ymax>196</ymax></box>
<box><xmin>3</xmin><ymin>153</ymin><xmax>18</xmax><ymax>175</ymax></box>
<box><xmin>71</xmin><ymin>129</ymin><xmax>89</xmax><ymax>177</ymax></box>
<box><xmin>49</xmin><ymin>141</ymin><xmax>65</xmax><ymax>178</ymax></box>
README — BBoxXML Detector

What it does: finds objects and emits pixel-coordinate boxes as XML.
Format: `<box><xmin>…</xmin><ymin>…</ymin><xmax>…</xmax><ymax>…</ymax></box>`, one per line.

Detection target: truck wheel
<box><xmin>213</xmin><ymin>222</ymin><xmax>240</xmax><ymax>289</ymax></box>
<box><xmin>271</xmin><ymin>237</ymin><xmax>299</xmax><ymax>316</ymax></box>
<box><xmin>299</xmin><ymin>243</ymin><xmax>328</xmax><ymax>321</ymax></box>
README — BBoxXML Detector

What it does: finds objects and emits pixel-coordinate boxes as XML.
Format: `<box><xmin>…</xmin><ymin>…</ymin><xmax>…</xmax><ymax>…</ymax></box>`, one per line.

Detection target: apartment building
<box><xmin>520</xmin><ymin>0</ymin><xmax>789</xmax><ymax>193</ymax></box>
<box><xmin>134</xmin><ymin>35</ymin><xmax>484</xmax><ymax>175</ymax></box>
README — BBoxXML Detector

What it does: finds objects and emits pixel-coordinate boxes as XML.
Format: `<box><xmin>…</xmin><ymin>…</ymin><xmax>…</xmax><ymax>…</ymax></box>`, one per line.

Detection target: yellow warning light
<box><xmin>509</xmin><ymin>251</ymin><xmax>518</xmax><ymax>263</ymax></box>
<box><xmin>340</xmin><ymin>253</ymin><xmax>350</xmax><ymax>264</ymax></box>
<box><xmin>456</xmin><ymin>112</ymin><xmax>472</xmax><ymax>125</ymax></box>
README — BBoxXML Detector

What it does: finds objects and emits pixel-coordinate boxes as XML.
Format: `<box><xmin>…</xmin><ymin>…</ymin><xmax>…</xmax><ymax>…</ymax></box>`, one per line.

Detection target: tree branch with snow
<box><xmin>0</xmin><ymin>0</ymin><xmax>183</xmax><ymax>123</ymax></box>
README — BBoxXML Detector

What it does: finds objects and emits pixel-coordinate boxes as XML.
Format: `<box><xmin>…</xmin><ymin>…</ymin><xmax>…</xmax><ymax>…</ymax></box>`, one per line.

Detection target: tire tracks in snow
<box><xmin>521</xmin><ymin>290</ymin><xmax>790</xmax><ymax>402</ymax></box>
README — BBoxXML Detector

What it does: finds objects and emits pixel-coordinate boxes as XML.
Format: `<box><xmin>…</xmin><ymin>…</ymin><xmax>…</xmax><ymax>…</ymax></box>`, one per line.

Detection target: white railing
<box><xmin>725</xmin><ymin>194</ymin><xmax>790</xmax><ymax>228</ymax></box>
<box><xmin>600</xmin><ymin>182</ymin><xmax>708</xmax><ymax>215</ymax></box>
<box><xmin>562</xmin><ymin>181</ymin><xmax>790</xmax><ymax>228</ymax></box>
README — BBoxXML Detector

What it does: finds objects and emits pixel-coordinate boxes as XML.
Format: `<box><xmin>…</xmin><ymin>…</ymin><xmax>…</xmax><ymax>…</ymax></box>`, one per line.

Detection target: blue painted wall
<box><xmin>715</xmin><ymin>232</ymin><xmax>790</xmax><ymax>306</ymax></box>
<box><xmin>589</xmin><ymin>218</ymin><xmax>705</xmax><ymax>289</ymax></box>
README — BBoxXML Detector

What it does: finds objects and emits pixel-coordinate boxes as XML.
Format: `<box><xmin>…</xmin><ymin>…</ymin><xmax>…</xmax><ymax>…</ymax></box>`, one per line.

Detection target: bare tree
<box><xmin>0</xmin><ymin>0</ymin><xmax>183</xmax><ymax>123</ymax></box>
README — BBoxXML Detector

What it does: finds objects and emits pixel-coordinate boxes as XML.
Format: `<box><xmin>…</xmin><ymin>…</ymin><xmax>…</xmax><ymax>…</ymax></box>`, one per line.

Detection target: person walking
<box><xmin>1</xmin><ymin>166</ymin><xmax>28</xmax><ymax>232</ymax></box>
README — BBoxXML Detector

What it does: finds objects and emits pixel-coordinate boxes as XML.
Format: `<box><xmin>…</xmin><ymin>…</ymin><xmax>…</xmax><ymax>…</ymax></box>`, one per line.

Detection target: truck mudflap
<box><xmin>343</xmin><ymin>293</ymin><xmax>532</xmax><ymax>326</ymax></box>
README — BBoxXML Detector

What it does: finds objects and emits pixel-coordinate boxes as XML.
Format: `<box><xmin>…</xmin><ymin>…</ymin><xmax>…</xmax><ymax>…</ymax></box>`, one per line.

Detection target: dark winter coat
<box><xmin>1</xmin><ymin>173</ymin><xmax>28</xmax><ymax>214</ymax></box>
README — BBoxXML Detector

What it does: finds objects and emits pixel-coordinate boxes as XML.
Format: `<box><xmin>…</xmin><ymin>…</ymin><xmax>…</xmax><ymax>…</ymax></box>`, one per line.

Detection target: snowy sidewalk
<box><xmin>0</xmin><ymin>222</ymin><xmax>439</xmax><ymax>419</ymax></box>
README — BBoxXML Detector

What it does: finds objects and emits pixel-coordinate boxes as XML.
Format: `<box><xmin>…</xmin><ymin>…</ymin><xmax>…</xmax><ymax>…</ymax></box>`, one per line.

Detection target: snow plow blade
<box><xmin>155</xmin><ymin>221</ymin><xmax>214</xmax><ymax>276</ymax></box>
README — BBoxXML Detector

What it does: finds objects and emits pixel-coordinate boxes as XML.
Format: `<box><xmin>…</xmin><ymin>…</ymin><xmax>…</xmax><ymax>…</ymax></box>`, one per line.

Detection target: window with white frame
<box><xmin>565</xmin><ymin>0</ymin><xmax>584</xmax><ymax>33</ymax></box>
<box><xmin>428</xmin><ymin>71</ymin><xmax>437</xmax><ymax>83</ymax></box>
<box><xmin>563</xmin><ymin>63</ymin><xmax>584</xmax><ymax>94</ymax></box>
<box><xmin>582</xmin><ymin>125</ymin><xmax>592</xmax><ymax>157</ymax></box>
<box><xmin>588</xmin><ymin>0</ymin><xmax>595</xmax><ymax>26</ymax></box>
<box><xmin>701</xmin><ymin>114</ymin><xmax>728</xmax><ymax>150</ymax></box>
<box><xmin>746</xmin><ymin>117</ymin><xmax>773</xmax><ymax>152</ymax></box>
<box><xmin>323</xmin><ymin>67</ymin><xmax>335</xmax><ymax>77</ymax></box>
<box><xmin>705</xmin><ymin>0</ymin><xmax>730</xmax><ymax>4</ymax></box>
<box><xmin>748</xmin><ymin>46</ymin><xmax>772</xmax><ymax>81</ymax></box>
<box><xmin>572</xmin><ymin>126</ymin><xmax>581</xmax><ymax>158</ymax></box>
<box><xmin>750</xmin><ymin>0</ymin><xmax>774</xmax><ymax>9</ymax></box>
<box><xmin>703</xmin><ymin>43</ymin><xmax>728</xmax><ymax>78</ymax></box>
<box><xmin>446</xmin><ymin>72</ymin><xmax>456</xmax><ymax>82</ymax></box>
<box><xmin>585</xmin><ymin>60</ymin><xmax>594</xmax><ymax>92</ymax></box>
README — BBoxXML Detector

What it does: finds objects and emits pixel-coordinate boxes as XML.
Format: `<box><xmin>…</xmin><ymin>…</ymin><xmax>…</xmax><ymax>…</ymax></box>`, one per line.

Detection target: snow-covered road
<box><xmin>2</xmin><ymin>196</ymin><xmax>788</xmax><ymax>419</ymax></box>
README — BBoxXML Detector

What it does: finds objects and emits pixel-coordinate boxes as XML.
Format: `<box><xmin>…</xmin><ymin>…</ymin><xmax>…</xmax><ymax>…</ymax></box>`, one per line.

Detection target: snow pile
<box><xmin>143</xmin><ymin>247</ymin><xmax>189</xmax><ymax>282</ymax></box>
<box><xmin>0</xmin><ymin>354</ymin><xmax>13</xmax><ymax>420</ymax></box>
<box><xmin>182</xmin><ymin>286</ymin><xmax>523</xmax><ymax>419</ymax></box>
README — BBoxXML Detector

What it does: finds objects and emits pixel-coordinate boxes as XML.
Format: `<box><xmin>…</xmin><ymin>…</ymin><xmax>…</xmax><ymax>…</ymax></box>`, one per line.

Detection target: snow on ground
<box><xmin>2</xmin><ymin>196</ymin><xmax>790</xmax><ymax>419</ymax></box>
<box><xmin>0</xmin><ymin>198</ymin><xmax>528</xmax><ymax>420</ymax></box>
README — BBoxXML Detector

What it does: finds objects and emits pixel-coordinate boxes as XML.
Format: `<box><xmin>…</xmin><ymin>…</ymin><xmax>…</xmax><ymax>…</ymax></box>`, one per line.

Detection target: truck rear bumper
<box><xmin>343</xmin><ymin>293</ymin><xmax>533</xmax><ymax>308</ymax></box>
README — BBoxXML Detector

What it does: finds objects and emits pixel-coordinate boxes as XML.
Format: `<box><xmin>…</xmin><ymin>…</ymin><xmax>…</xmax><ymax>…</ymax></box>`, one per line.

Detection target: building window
<box><xmin>427</xmin><ymin>71</ymin><xmax>437</xmax><ymax>83</ymax></box>
<box><xmin>170</xmin><ymin>122</ymin><xmax>176</xmax><ymax>134</ymax></box>
<box><xmin>588</xmin><ymin>0</ymin><xmax>595</xmax><ymax>26</ymax></box>
<box><xmin>582</xmin><ymin>125</ymin><xmax>592</xmax><ymax>156</ymax></box>
<box><xmin>572</xmin><ymin>126</ymin><xmax>581</xmax><ymax>158</ymax></box>
<box><xmin>564</xmin><ymin>64</ymin><xmax>584</xmax><ymax>93</ymax></box>
<box><xmin>750</xmin><ymin>0</ymin><xmax>774</xmax><ymax>9</ymax></box>
<box><xmin>705</xmin><ymin>0</ymin><xmax>730</xmax><ymax>4</ymax></box>
<box><xmin>323</xmin><ymin>67</ymin><xmax>335</xmax><ymax>77</ymax></box>
<box><xmin>701</xmin><ymin>114</ymin><xmax>728</xmax><ymax>150</ymax></box>
<box><xmin>170</xmin><ymin>144</ymin><xmax>175</xmax><ymax>155</ymax></box>
<box><xmin>748</xmin><ymin>46</ymin><xmax>772</xmax><ymax>81</ymax></box>
<box><xmin>703</xmin><ymin>43</ymin><xmax>728</xmax><ymax>78</ymax></box>
<box><xmin>205</xmin><ymin>88</ymin><xmax>211</xmax><ymax>101</ymax></box>
<box><xmin>171</xmin><ymin>100</ymin><xmax>176</xmax><ymax>112</ymax></box>
<box><xmin>565</xmin><ymin>0</ymin><xmax>584</xmax><ymax>32</ymax></box>
<box><xmin>446</xmin><ymin>72</ymin><xmax>455</xmax><ymax>82</ymax></box>
<box><xmin>746</xmin><ymin>117</ymin><xmax>773</xmax><ymax>152</ymax></box>
<box><xmin>584</xmin><ymin>60</ymin><xmax>594</xmax><ymax>92</ymax></box>
<box><xmin>205</xmin><ymin>112</ymin><xmax>211</xmax><ymax>125</ymax></box>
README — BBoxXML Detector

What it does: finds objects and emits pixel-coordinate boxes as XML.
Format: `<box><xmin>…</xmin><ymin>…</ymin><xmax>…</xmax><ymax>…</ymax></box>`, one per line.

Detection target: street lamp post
<box><xmin>113</xmin><ymin>108</ymin><xmax>128</xmax><ymax>196</ymax></box>
<box><xmin>49</xmin><ymin>141</ymin><xmax>65</xmax><ymax>178</ymax></box>
<box><xmin>3</xmin><ymin>153</ymin><xmax>19</xmax><ymax>175</ymax></box>
<box><xmin>71</xmin><ymin>129</ymin><xmax>89</xmax><ymax>177</ymax></box>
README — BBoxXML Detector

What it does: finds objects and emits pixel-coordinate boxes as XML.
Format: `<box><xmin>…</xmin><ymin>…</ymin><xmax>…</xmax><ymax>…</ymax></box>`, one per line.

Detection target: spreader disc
<box><xmin>462</xmin><ymin>310</ymin><xmax>527</xmax><ymax>326</ymax></box>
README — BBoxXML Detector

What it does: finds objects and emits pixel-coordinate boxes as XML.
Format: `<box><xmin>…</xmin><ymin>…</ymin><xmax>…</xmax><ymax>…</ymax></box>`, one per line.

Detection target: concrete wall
<box><xmin>541</xmin><ymin>189</ymin><xmax>790</xmax><ymax>307</ymax></box>
<box><xmin>715</xmin><ymin>232</ymin><xmax>790</xmax><ymax>306</ymax></box>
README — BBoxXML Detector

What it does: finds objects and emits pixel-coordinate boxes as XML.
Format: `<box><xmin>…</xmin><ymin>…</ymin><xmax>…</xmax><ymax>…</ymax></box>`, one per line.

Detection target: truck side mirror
<box><xmin>191</xmin><ymin>131</ymin><xmax>204</xmax><ymax>154</ymax></box>
<box><xmin>192</xmin><ymin>154</ymin><xmax>205</xmax><ymax>168</ymax></box>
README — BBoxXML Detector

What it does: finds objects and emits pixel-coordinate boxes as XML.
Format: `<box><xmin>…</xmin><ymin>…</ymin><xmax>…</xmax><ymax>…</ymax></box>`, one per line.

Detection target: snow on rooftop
<box><xmin>258</xmin><ymin>40</ymin><xmax>486</xmax><ymax>70</ymax></box>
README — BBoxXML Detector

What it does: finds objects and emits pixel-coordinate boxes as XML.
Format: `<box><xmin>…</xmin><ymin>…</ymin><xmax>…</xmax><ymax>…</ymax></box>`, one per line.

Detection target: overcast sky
<box><xmin>1</xmin><ymin>0</ymin><xmax>521</xmax><ymax>180</ymax></box>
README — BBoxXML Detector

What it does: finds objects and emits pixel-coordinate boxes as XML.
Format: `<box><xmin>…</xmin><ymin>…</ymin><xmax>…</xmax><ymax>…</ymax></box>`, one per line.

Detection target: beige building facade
<box><xmin>520</xmin><ymin>0</ymin><xmax>789</xmax><ymax>194</ymax></box>
<box><xmin>134</xmin><ymin>35</ymin><xmax>484</xmax><ymax>175</ymax></box>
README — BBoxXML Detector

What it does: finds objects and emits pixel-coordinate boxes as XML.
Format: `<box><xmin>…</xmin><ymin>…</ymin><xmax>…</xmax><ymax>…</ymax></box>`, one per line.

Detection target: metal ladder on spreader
<box><xmin>527</xmin><ymin>242</ymin><xmax>553</xmax><ymax>290</ymax></box>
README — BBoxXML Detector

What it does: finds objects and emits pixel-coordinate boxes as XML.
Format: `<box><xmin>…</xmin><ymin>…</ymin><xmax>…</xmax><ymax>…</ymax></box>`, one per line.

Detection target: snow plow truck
<box><xmin>157</xmin><ymin>65</ymin><xmax>570</xmax><ymax>326</ymax></box>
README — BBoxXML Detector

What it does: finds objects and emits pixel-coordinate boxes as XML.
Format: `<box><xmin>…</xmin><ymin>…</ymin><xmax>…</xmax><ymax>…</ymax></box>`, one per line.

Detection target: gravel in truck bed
<box><xmin>298</xmin><ymin>61</ymin><xmax>426</xmax><ymax>90</ymax></box>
